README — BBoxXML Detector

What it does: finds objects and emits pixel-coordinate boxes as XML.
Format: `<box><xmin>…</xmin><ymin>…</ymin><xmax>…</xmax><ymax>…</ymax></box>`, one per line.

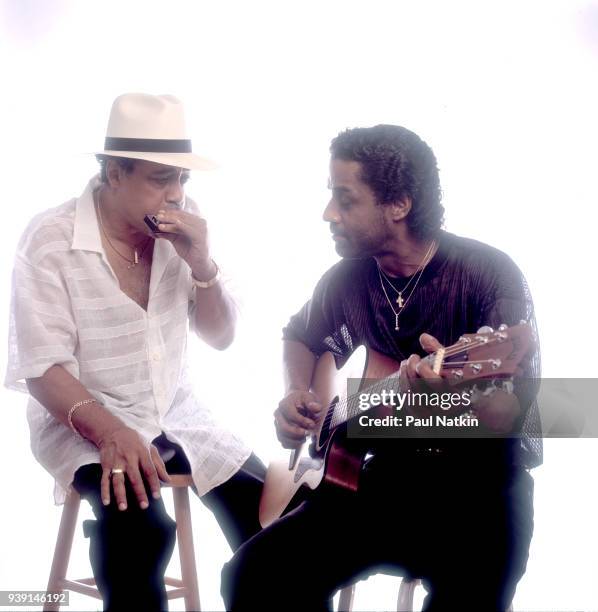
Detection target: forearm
<box><xmin>26</xmin><ymin>365</ymin><xmax>126</xmax><ymax>447</ymax></box>
<box><xmin>191</xmin><ymin>281</ymin><xmax>237</xmax><ymax>349</ymax></box>
<box><xmin>283</xmin><ymin>340</ymin><xmax>317</xmax><ymax>393</ymax></box>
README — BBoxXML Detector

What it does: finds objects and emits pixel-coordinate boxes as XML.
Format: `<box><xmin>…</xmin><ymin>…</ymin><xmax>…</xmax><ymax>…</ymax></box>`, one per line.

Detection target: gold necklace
<box><xmin>377</xmin><ymin>240</ymin><xmax>437</xmax><ymax>332</ymax></box>
<box><xmin>95</xmin><ymin>191</ymin><xmax>151</xmax><ymax>270</ymax></box>
<box><xmin>378</xmin><ymin>240</ymin><xmax>436</xmax><ymax>307</ymax></box>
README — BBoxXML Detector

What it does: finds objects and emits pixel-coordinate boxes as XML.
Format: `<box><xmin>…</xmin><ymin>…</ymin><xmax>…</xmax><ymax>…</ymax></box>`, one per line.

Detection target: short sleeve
<box><xmin>474</xmin><ymin>250</ymin><xmax>542</xmax><ymax>464</ymax></box>
<box><xmin>282</xmin><ymin>264</ymin><xmax>355</xmax><ymax>359</ymax></box>
<box><xmin>5</xmin><ymin>250</ymin><xmax>78</xmax><ymax>392</ymax></box>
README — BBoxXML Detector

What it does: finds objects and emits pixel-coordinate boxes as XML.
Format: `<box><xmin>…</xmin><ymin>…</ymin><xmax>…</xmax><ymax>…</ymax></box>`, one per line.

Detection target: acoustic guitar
<box><xmin>259</xmin><ymin>323</ymin><xmax>532</xmax><ymax>527</ymax></box>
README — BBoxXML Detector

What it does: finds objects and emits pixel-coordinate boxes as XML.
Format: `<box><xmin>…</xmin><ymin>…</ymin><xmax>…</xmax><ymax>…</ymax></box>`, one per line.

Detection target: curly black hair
<box><xmin>96</xmin><ymin>155</ymin><xmax>137</xmax><ymax>184</ymax></box>
<box><xmin>330</xmin><ymin>125</ymin><xmax>444</xmax><ymax>240</ymax></box>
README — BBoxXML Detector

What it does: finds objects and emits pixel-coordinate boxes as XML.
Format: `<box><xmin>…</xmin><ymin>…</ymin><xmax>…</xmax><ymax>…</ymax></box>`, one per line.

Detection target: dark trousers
<box><xmin>73</xmin><ymin>434</ymin><xmax>265</xmax><ymax>612</ymax></box>
<box><xmin>221</xmin><ymin>457</ymin><xmax>534</xmax><ymax>611</ymax></box>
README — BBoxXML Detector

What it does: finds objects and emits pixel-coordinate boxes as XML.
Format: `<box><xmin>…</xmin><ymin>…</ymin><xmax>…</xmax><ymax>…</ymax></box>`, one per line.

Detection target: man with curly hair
<box><xmin>222</xmin><ymin>125</ymin><xmax>541</xmax><ymax>610</ymax></box>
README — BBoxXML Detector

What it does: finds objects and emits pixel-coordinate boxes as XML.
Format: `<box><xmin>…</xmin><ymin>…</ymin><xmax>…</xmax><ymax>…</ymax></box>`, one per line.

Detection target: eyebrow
<box><xmin>150</xmin><ymin>170</ymin><xmax>190</xmax><ymax>179</ymax></box>
<box><xmin>330</xmin><ymin>185</ymin><xmax>352</xmax><ymax>194</ymax></box>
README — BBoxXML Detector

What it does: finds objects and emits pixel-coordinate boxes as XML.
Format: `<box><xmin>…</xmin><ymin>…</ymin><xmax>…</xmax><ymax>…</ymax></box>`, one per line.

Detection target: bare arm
<box><xmin>26</xmin><ymin>365</ymin><xmax>169</xmax><ymax>509</ymax></box>
<box><xmin>274</xmin><ymin>340</ymin><xmax>322</xmax><ymax>448</ymax></box>
<box><xmin>283</xmin><ymin>339</ymin><xmax>317</xmax><ymax>393</ymax></box>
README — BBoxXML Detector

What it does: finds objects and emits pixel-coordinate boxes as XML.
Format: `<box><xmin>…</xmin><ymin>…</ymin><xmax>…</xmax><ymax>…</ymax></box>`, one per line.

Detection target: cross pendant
<box><xmin>396</xmin><ymin>292</ymin><xmax>404</xmax><ymax>308</ymax></box>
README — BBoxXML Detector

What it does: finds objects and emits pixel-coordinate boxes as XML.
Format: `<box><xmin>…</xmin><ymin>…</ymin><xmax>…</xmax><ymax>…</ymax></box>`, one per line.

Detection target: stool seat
<box><xmin>44</xmin><ymin>474</ymin><xmax>201</xmax><ymax>611</ymax></box>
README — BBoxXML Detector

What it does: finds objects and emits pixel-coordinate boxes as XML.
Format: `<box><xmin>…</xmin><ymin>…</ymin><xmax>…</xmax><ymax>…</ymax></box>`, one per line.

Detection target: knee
<box><xmin>221</xmin><ymin>540</ymin><xmax>274</xmax><ymax>609</ymax></box>
<box><xmin>87</xmin><ymin>503</ymin><xmax>177</xmax><ymax>565</ymax></box>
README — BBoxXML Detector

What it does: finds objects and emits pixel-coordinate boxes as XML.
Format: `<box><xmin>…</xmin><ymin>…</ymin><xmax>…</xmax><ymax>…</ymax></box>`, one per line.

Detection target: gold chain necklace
<box><xmin>95</xmin><ymin>191</ymin><xmax>151</xmax><ymax>270</ymax></box>
<box><xmin>378</xmin><ymin>240</ymin><xmax>436</xmax><ymax>307</ymax></box>
<box><xmin>377</xmin><ymin>240</ymin><xmax>437</xmax><ymax>332</ymax></box>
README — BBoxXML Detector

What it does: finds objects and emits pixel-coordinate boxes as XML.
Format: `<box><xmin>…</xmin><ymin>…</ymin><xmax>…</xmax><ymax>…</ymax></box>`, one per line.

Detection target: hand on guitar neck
<box><xmin>400</xmin><ymin>332</ymin><xmax>521</xmax><ymax>434</ymax></box>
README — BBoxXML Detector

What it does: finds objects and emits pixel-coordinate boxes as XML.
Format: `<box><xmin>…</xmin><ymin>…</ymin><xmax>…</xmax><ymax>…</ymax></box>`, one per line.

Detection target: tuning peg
<box><xmin>477</xmin><ymin>325</ymin><xmax>494</xmax><ymax>334</ymax></box>
<box><xmin>498</xmin><ymin>323</ymin><xmax>508</xmax><ymax>331</ymax></box>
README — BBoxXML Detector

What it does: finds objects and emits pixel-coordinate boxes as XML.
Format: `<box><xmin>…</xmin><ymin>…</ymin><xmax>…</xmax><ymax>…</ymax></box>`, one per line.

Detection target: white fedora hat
<box><xmin>97</xmin><ymin>93</ymin><xmax>215</xmax><ymax>170</ymax></box>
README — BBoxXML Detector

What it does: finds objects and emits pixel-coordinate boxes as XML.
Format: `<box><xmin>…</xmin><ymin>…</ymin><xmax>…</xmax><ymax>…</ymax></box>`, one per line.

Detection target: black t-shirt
<box><xmin>283</xmin><ymin>230</ymin><xmax>542</xmax><ymax>468</ymax></box>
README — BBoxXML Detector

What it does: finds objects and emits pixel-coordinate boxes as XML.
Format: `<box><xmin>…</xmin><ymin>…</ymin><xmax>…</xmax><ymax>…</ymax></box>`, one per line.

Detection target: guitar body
<box><xmin>259</xmin><ymin>346</ymin><xmax>400</xmax><ymax>527</ymax></box>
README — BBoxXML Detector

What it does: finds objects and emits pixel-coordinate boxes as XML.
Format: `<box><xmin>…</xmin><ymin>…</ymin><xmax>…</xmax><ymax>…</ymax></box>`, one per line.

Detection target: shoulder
<box><xmin>441</xmin><ymin>231</ymin><xmax>522</xmax><ymax>281</ymax></box>
<box><xmin>16</xmin><ymin>199</ymin><xmax>76</xmax><ymax>265</ymax></box>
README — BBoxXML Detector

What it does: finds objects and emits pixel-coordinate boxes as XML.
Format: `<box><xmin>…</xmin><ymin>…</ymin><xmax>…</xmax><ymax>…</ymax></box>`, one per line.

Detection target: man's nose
<box><xmin>322</xmin><ymin>198</ymin><xmax>339</xmax><ymax>223</ymax></box>
<box><xmin>166</xmin><ymin>179</ymin><xmax>184</xmax><ymax>205</ymax></box>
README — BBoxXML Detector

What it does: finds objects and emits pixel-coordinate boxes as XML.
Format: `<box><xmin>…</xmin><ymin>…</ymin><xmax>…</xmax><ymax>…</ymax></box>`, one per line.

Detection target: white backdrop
<box><xmin>0</xmin><ymin>1</ymin><xmax>597</xmax><ymax>610</ymax></box>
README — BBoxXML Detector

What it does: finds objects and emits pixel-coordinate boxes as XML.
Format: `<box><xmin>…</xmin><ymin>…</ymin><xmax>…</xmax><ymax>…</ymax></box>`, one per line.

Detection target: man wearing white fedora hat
<box><xmin>6</xmin><ymin>93</ymin><xmax>265</xmax><ymax>610</ymax></box>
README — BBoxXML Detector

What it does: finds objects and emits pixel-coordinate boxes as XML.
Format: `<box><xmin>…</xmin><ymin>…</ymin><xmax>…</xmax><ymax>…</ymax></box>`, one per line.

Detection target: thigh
<box><xmin>200</xmin><ymin>452</ymin><xmax>266</xmax><ymax>551</ymax></box>
<box><xmin>421</xmin><ymin>467</ymin><xmax>535</xmax><ymax>611</ymax></box>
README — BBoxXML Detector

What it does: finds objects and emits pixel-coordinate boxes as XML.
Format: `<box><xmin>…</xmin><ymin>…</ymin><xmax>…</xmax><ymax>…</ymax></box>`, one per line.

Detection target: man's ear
<box><xmin>106</xmin><ymin>159</ymin><xmax>123</xmax><ymax>188</ymax></box>
<box><xmin>387</xmin><ymin>197</ymin><xmax>412</xmax><ymax>222</ymax></box>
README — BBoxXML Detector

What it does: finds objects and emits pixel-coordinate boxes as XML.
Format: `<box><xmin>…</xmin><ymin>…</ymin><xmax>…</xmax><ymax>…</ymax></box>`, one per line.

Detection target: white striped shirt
<box><xmin>5</xmin><ymin>176</ymin><xmax>251</xmax><ymax>503</ymax></box>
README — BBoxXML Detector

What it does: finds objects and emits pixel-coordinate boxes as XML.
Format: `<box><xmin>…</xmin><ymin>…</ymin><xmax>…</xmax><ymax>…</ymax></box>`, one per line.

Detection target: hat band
<box><xmin>104</xmin><ymin>137</ymin><xmax>192</xmax><ymax>153</ymax></box>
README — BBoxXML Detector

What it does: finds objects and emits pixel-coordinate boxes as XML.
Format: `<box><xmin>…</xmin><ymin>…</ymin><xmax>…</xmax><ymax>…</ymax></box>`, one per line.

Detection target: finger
<box><xmin>111</xmin><ymin>471</ymin><xmax>128</xmax><ymax>511</ymax></box>
<box><xmin>398</xmin><ymin>360</ymin><xmax>411</xmax><ymax>393</ymax></box>
<box><xmin>291</xmin><ymin>407</ymin><xmax>318</xmax><ymax>429</ymax></box>
<box><xmin>415</xmin><ymin>358</ymin><xmax>443</xmax><ymax>380</ymax></box>
<box><xmin>157</xmin><ymin>210</ymin><xmax>203</xmax><ymax>234</ymax></box>
<box><xmin>140</xmin><ymin>452</ymin><xmax>162</xmax><ymax>500</ymax></box>
<box><xmin>419</xmin><ymin>333</ymin><xmax>443</xmax><ymax>354</ymax></box>
<box><xmin>406</xmin><ymin>354</ymin><xmax>421</xmax><ymax>381</ymax></box>
<box><xmin>277</xmin><ymin>432</ymin><xmax>304</xmax><ymax>449</ymax></box>
<box><xmin>156</xmin><ymin>221</ymin><xmax>183</xmax><ymax>234</ymax></box>
<box><xmin>304</xmin><ymin>396</ymin><xmax>323</xmax><ymax>417</ymax></box>
<box><xmin>150</xmin><ymin>444</ymin><xmax>171</xmax><ymax>485</ymax></box>
<box><xmin>275</xmin><ymin>412</ymin><xmax>309</xmax><ymax>440</ymax></box>
<box><xmin>126</xmin><ymin>463</ymin><xmax>150</xmax><ymax>510</ymax></box>
<box><xmin>100</xmin><ymin>466</ymin><xmax>111</xmax><ymax>506</ymax></box>
<box><xmin>278</xmin><ymin>402</ymin><xmax>316</xmax><ymax>430</ymax></box>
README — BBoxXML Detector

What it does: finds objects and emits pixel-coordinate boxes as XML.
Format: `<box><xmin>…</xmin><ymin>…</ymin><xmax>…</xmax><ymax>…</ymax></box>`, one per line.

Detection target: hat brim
<box><xmin>96</xmin><ymin>150</ymin><xmax>217</xmax><ymax>171</ymax></box>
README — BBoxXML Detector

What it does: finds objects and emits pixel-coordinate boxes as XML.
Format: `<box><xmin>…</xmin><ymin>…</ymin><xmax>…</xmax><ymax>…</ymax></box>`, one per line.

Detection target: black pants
<box><xmin>221</xmin><ymin>456</ymin><xmax>534</xmax><ymax>611</ymax></box>
<box><xmin>73</xmin><ymin>433</ymin><xmax>265</xmax><ymax>612</ymax></box>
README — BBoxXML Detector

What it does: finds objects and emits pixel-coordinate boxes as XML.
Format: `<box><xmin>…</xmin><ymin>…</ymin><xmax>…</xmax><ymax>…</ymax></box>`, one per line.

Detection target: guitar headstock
<box><xmin>436</xmin><ymin>323</ymin><xmax>533</xmax><ymax>385</ymax></box>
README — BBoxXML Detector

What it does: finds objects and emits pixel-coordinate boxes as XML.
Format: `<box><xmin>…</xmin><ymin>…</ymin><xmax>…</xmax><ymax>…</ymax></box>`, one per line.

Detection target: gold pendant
<box><xmin>396</xmin><ymin>292</ymin><xmax>404</xmax><ymax>308</ymax></box>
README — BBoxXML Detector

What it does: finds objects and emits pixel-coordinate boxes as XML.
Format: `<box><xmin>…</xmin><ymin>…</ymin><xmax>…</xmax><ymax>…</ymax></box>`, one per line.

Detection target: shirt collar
<box><xmin>71</xmin><ymin>175</ymin><xmax>103</xmax><ymax>253</ymax></box>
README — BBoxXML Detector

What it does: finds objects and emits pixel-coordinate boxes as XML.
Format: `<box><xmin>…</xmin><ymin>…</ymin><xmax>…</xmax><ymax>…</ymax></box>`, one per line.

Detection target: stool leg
<box><xmin>397</xmin><ymin>577</ymin><xmax>419</xmax><ymax>612</ymax></box>
<box><xmin>173</xmin><ymin>487</ymin><xmax>201</xmax><ymax>612</ymax></box>
<box><xmin>44</xmin><ymin>490</ymin><xmax>80</xmax><ymax>612</ymax></box>
<box><xmin>338</xmin><ymin>584</ymin><xmax>355</xmax><ymax>611</ymax></box>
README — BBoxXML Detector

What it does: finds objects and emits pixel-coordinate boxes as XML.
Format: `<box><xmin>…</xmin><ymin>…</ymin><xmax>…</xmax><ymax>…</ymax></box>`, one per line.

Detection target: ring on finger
<box><xmin>110</xmin><ymin>468</ymin><xmax>125</xmax><ymax>476</ymax></box>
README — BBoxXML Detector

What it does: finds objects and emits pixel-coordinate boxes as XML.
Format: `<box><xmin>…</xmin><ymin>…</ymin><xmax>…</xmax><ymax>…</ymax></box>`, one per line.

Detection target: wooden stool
<box><xmin>338</xmin><ymin>578</ymin><xmax>514</xmax><ymax>611</ymax></box>
<box><xmin>44</xmin><ymin>474</ymin><xmax>201</xmax><ymax>611</ymax></box>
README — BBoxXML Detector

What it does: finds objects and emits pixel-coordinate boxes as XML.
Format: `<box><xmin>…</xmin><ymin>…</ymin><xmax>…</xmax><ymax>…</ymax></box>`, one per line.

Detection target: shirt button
<box><xmin>152</xmin><ymin>352</ymin><xmax>161</xmax><ymax>361</ymax></box>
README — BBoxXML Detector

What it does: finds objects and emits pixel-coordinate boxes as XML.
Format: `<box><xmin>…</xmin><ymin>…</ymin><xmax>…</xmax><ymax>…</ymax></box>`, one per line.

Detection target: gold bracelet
<box><xmin>191</xmin><ymin>260</ymin><xmax>220</xmax><ymax>289</ymax></box>
<box><xmin>68</xmin><ymin>398</ymin><xmax>99</xmax><ymax>435</ymax></box>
